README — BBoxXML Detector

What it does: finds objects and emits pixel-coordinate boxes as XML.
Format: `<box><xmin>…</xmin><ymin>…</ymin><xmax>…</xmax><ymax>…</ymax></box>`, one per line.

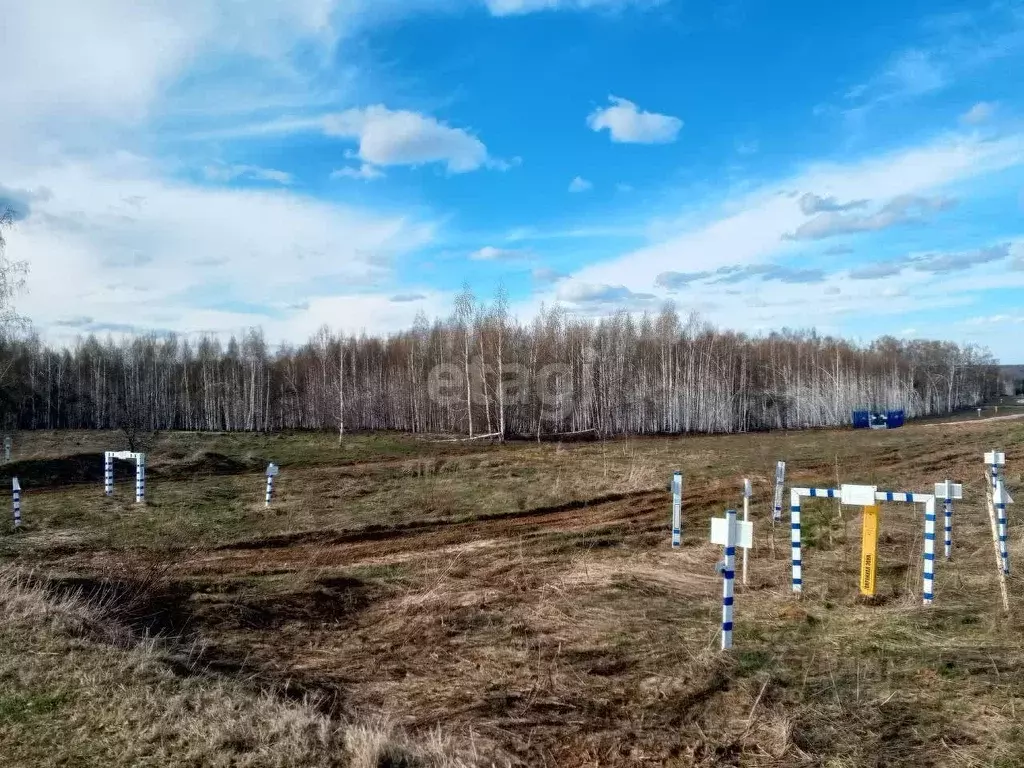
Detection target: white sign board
<box><xmin>985</xmin><ymin>451</ymin><xmax>1006</xmax><ymax>466</ymax></box>
<box><xmin>934</xmin><ymin>481</ymin><xmax>963</xmax><ymax>500</ymax></box>
<box><xmin>994</xmin><ymin>485</ymin><xmax>1014</xmax><ymax>505</ymax></box>
<box><xmin>841</xmin><ymin>484</ymin><xmax>878</xmax><ymax>507</ymax></box>
<box><xmin>266</xmin><ymin>463</ymin><xmax>280</xmax><ymax>477</ymax></box>
<box><xmin>743</xmin><ymin>478</ymin><xmax>752</xmax><ymax>498</ymax></box>
<box><xmin>710</xmin><ymin>517</ymin><xmax>754</xmax><ymax>549</ymax></box>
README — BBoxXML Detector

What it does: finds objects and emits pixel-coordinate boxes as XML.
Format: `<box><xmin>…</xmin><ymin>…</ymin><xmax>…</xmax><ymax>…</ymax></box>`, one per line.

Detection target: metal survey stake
<box><xmin>710</xmin><ymin>509</ymin><xmax>753</xmax><ymax>650</ymax></box>
<box><xmin>265</xmin><ymin>463</ymin><xmax>279</xmax><ymax>507</ymax></box>
<box><xmin>670</xmin><ymin>471</ymin><xmax>683</xmax><ymax>548</ymax></box>
<box><xmin>12</xmin><ymin>477</ymin><xmax>20</xmax><ymax>528</ymax></box>
<box><xmin>935</xmin><ymin>481</ymin><xmax>962</xmax><ymax>561</ymax></box>
<box><xmin>742</xmin><ymin>478</ymin><xmax>752</xmax><ymax>586</ymax></box>
<box><xmin>773</xmin><ymin>461</ymin><xmax>785</xmax><ymax>521</ymax></box>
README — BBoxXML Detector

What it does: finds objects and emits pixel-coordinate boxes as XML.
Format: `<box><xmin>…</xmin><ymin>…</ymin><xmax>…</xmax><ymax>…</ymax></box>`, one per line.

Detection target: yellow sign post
<box><xmin>860</xmin><ymin>505</ymin><xmax>880</xmax><ymax>596</ymax></box>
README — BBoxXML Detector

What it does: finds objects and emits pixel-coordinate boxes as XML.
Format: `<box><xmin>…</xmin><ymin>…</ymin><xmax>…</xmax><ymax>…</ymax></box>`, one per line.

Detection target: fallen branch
<box><xmin>430</xmin><ymin>432</ymin><xmax>502</xmax><ymax>443</ymax></box>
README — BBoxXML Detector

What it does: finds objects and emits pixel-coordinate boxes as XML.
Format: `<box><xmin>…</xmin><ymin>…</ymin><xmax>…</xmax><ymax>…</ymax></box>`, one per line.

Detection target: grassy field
<box><xmin>0</xmin><ymin>419</ymin><xmax>1022</xmax><ymax>766</ymax></box>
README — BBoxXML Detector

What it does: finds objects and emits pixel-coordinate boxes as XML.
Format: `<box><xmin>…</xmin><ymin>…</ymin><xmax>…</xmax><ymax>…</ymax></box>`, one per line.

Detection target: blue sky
<box><xmin>2</xmin><ymin>0</ymin><xmax>1024</xmax><ymax>360</ymax></box>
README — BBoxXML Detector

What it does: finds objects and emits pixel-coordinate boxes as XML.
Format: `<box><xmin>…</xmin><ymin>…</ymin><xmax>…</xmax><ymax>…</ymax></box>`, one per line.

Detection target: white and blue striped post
<box><xmin>790</xmin><ymin>489</ymin><xmax>802</xmax><ymax>594</ymax></box>
<box><xmin>986</xmin><ymin>450</ymin><xmax>1005</xmax><ymax>492</ymax></box>
<box><xmin>12</xmin><ymin>477</ymin><xmax>21</xmax><ymax>528</ymax></box>
<box><xmin>789</xmin><ymin>487</ymin><xmax>839</xmax><ymax>594</ymax></box>
<box><xmin>872</xmin><ymin>490</ymin><xmax>941</xmax><ymax>605</ymax></box>
<box><xmin>943</xmin><ymin>494</ymin><xmax>953</xmax><ymax>561</ymax></box>
<box><xmin>742</xmin><ymin>478</ymin><xmax>752</xmax><ymax>586</ymax></box>
<box><xmin>996</xmin><ymin>480</ymin><xmax>1010</xmax><ymax>575</ymax></box>
<box><xmin>670</xmin><ymin>471</ymin><xmax>683</xmax><ymax>548</ymax></box>
<box><xmin>773</xmin><ymin>461</ymin><xmax>786</xmax><ymax>522</ymax></box>
<box><xmin>721</xmin><ymin>508</ymin><xmax>737</xmax><ymax>650</ymax></box>
<box><xmin>134</xmin><ymin>453</ymin><xmax>146</xmax><ymax>504</ymax></box>
<box><xmin>104</xmin><ymin>452</ymin><xmax>114</xmax><ymax>496</ymax></box>
<box><xmin>265</xmin><ymin>463</ymin><xmax>279</xmax><ymax>507</ymax></box>
<box><xmin>942</xmin><ymin>489</ymin><xmax>950</xmax><ymax>561</ymax></box>
<box><xmin>922</xmin><ymin>497</ymin><xmax>936</xmax><ymax>605</ymax></box>
<box><xmin>935</xmin><ymin>480</ymin><xmax>961</xmax><ymax>561</ymax></box>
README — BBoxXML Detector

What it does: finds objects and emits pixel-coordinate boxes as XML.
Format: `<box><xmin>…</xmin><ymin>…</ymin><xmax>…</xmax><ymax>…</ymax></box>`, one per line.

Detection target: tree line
<box><xmin>0</xmin><ymin>293</ymin><xmax>1000</xmax><ymax>438</ymax></box>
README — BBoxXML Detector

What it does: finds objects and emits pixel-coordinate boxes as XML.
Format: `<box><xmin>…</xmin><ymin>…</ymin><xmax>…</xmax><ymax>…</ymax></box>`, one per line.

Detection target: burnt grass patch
<box><xmin>39</xmin><ymin>571</ymin><xmax>380</xmax><ymax>718</ymax></box>
<box><xmin>0</xmin><ymin>450</ymin><xmax>266</xmax><ymax>492</ymax></box>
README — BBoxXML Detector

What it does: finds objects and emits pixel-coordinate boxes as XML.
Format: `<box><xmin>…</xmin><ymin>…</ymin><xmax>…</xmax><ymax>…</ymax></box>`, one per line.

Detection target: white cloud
<box><xmin>5</xmin><ymin>156</ymin><xmax>436</xmax><ymax>341</ymax></box>
<box><xmin>964</xmin><ymin>313</ymin><xmax>1024</xmax><ymax>326</ymax></box>
<box><xmin>568</xmin><ymin>176</ymin><xmax>593</xmax><ymax>193</ymax></box>
<box><xmin>798</xmin><ymin>193</ymin><xmax>868</xmax><ymax>215</ymax></box>
<box><xmin>961</xmin><ymin>101</ymin><xmax>997</xmax><ymax>124</ymax></box>
<box><xmin>556</xmin><ymin>282</ymin><xmax>657</xmax><ymax>311</ymax></box>
<box><xmin>587</xmin><ymin>96</ymin><xmax>682</xmax><ymax>144</ymax></box>
<box><xmin>484</xmin><ymin>0</ymin><xmax>654</xmax><ymax>15</ymax></box>
<box><xmin>330</xmin><ymin>164</ymin><xmax>386</xmax><ymax>181</ymax></box>
<box><xmin>883</xmin><ymin>49</ymin><xmax>947</xmax><ymax>96</ymax></box>
<box><xmin>534</xmin><ymin>132</ymin><xmax>1024</xmax><ymax>310</ymax></box>
<box><xmin>0</xmin><ymin>0</ymin><xmax>344</xmax><ymax>159</ymax></box>
<box><xmin>324</xmin><ymin>106</ymin><xmax>493</xmax><ymax>174</ymax></box>
<box><xmin>532</xmin><ymin>267</ymin><xmax>565</xmax><ymax>283</ymax></box>
<box><xmin>203</xmin><ymin>164</ymin><xmax>294</xmax><ymax>185</ymax></box>
<box><xmin>469</xmin><ymin>246</ymin><xmax>527</xmax><ymax>261</ymax></box>
<box><xmin>786</xmin><ymin>194</ymin><xmax>956</xmax><ymax>240</ymax></box>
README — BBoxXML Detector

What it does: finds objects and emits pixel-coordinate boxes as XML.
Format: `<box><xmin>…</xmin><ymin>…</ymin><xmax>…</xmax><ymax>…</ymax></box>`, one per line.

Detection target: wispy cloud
<box><xmin>834</xmin><ymin>6</ymin><xmax>1024</xmax><ymax>124</ymax></box>
<box><xmin>532</xmin><ymin>266</ymin><xmax>566</xmax><ymax>283</ymax></box>
<box><xmin>533</xmin><ymin>132</ymin><xmax>1024</xmax><ymax>326</ymax></box>
<box><xmin>0</xmin><ymin>183</ymin><xmax>47</xmax><ymax>221</ymax></box>
<box><xmin>587</xmin><ymin>96</ymin><xmax>682</xmax><ymax>144</ymax></box>
<box><xmin>880</xmin><ymin>48</ymin><xmax>948</xmax><ymax>97</ymax></box>
<box><xmin>785</xmin><ymin>194</ymin><xmax>956</xmax><ymax>241</ymax></box>
<box><xmin>798</xmin><ymin>193</ymin><xmax>869</xmax><ymax>215</ymax></box>
<box><xmin>568</xmin><ymin>176</ymin><xmax>593</xmax><ymax>193</ymax></box>
<box><xmin>203</xmin><ymin>164</ymin><xmax>293</xmax><ymax>185</ymax></box>
<box><xmin>469</xmin><ymin>245</ymin><xmax>528</xmax><ymax>261</ymax></box>
<box><xmin>656</xmin><ymin>263</ymin><xmax>826</xmax><ymax>291</ymax></box>
<box><xmin>961</xmin><ymin>101</ymin><xmax>997</xmax><ymax>124</ymax></box>
<box><xmin>6</xmin><ymin>158</ymin><xmax>437</xmax><ymax>340</ymax></box>
<box><xmin>823</xmin><ymin>245</ymin><xmax>854</xmax><ymax>255</ymax></box>
<box><xmin>556</xmin><ymin>282</ymin><xmax>657</xmax><ymax>310</ymax></box>
<box><xmin>849</xmin><ymin>243</ymin><xmax>1011</xmax><ymax>279</ymax></box>
<box><xmin>211</xmin><ymin>104</ymin><xmax>505</xmax><ymax>178</ymax></box>
<box><xmin>484</xmin><ymin>0</ymin><xmax>658</xmax><ymax>16</ymax></box>
<box><xmin>330</xmin><ymin>164</ymin><xmax>386</xmax><ymax>181</ymax></box>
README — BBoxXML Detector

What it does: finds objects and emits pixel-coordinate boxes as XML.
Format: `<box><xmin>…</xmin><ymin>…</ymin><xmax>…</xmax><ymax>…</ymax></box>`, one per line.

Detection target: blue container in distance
<box><xmin>852</xmin><ymin>410</ymin><xmax>870</xmax><ymax>429</ymax></box>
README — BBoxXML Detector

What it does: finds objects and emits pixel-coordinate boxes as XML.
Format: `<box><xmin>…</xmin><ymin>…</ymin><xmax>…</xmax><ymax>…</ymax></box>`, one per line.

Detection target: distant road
<box><xmin>927</xmin><ymin>412</ymin><xmax>1024</xmax><ymax>427</ymax></box>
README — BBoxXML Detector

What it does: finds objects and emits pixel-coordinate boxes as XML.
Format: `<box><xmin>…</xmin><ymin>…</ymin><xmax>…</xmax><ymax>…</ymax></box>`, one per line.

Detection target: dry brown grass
<box><xmin>1</xmin><ymin>422</ymin><xmax>1024</xmax><ymax>765</ymax></box>
<box><xmin>0</xmin><ymin>567</ymin><xmax>498</xmax><ymax>767</ymax></box>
